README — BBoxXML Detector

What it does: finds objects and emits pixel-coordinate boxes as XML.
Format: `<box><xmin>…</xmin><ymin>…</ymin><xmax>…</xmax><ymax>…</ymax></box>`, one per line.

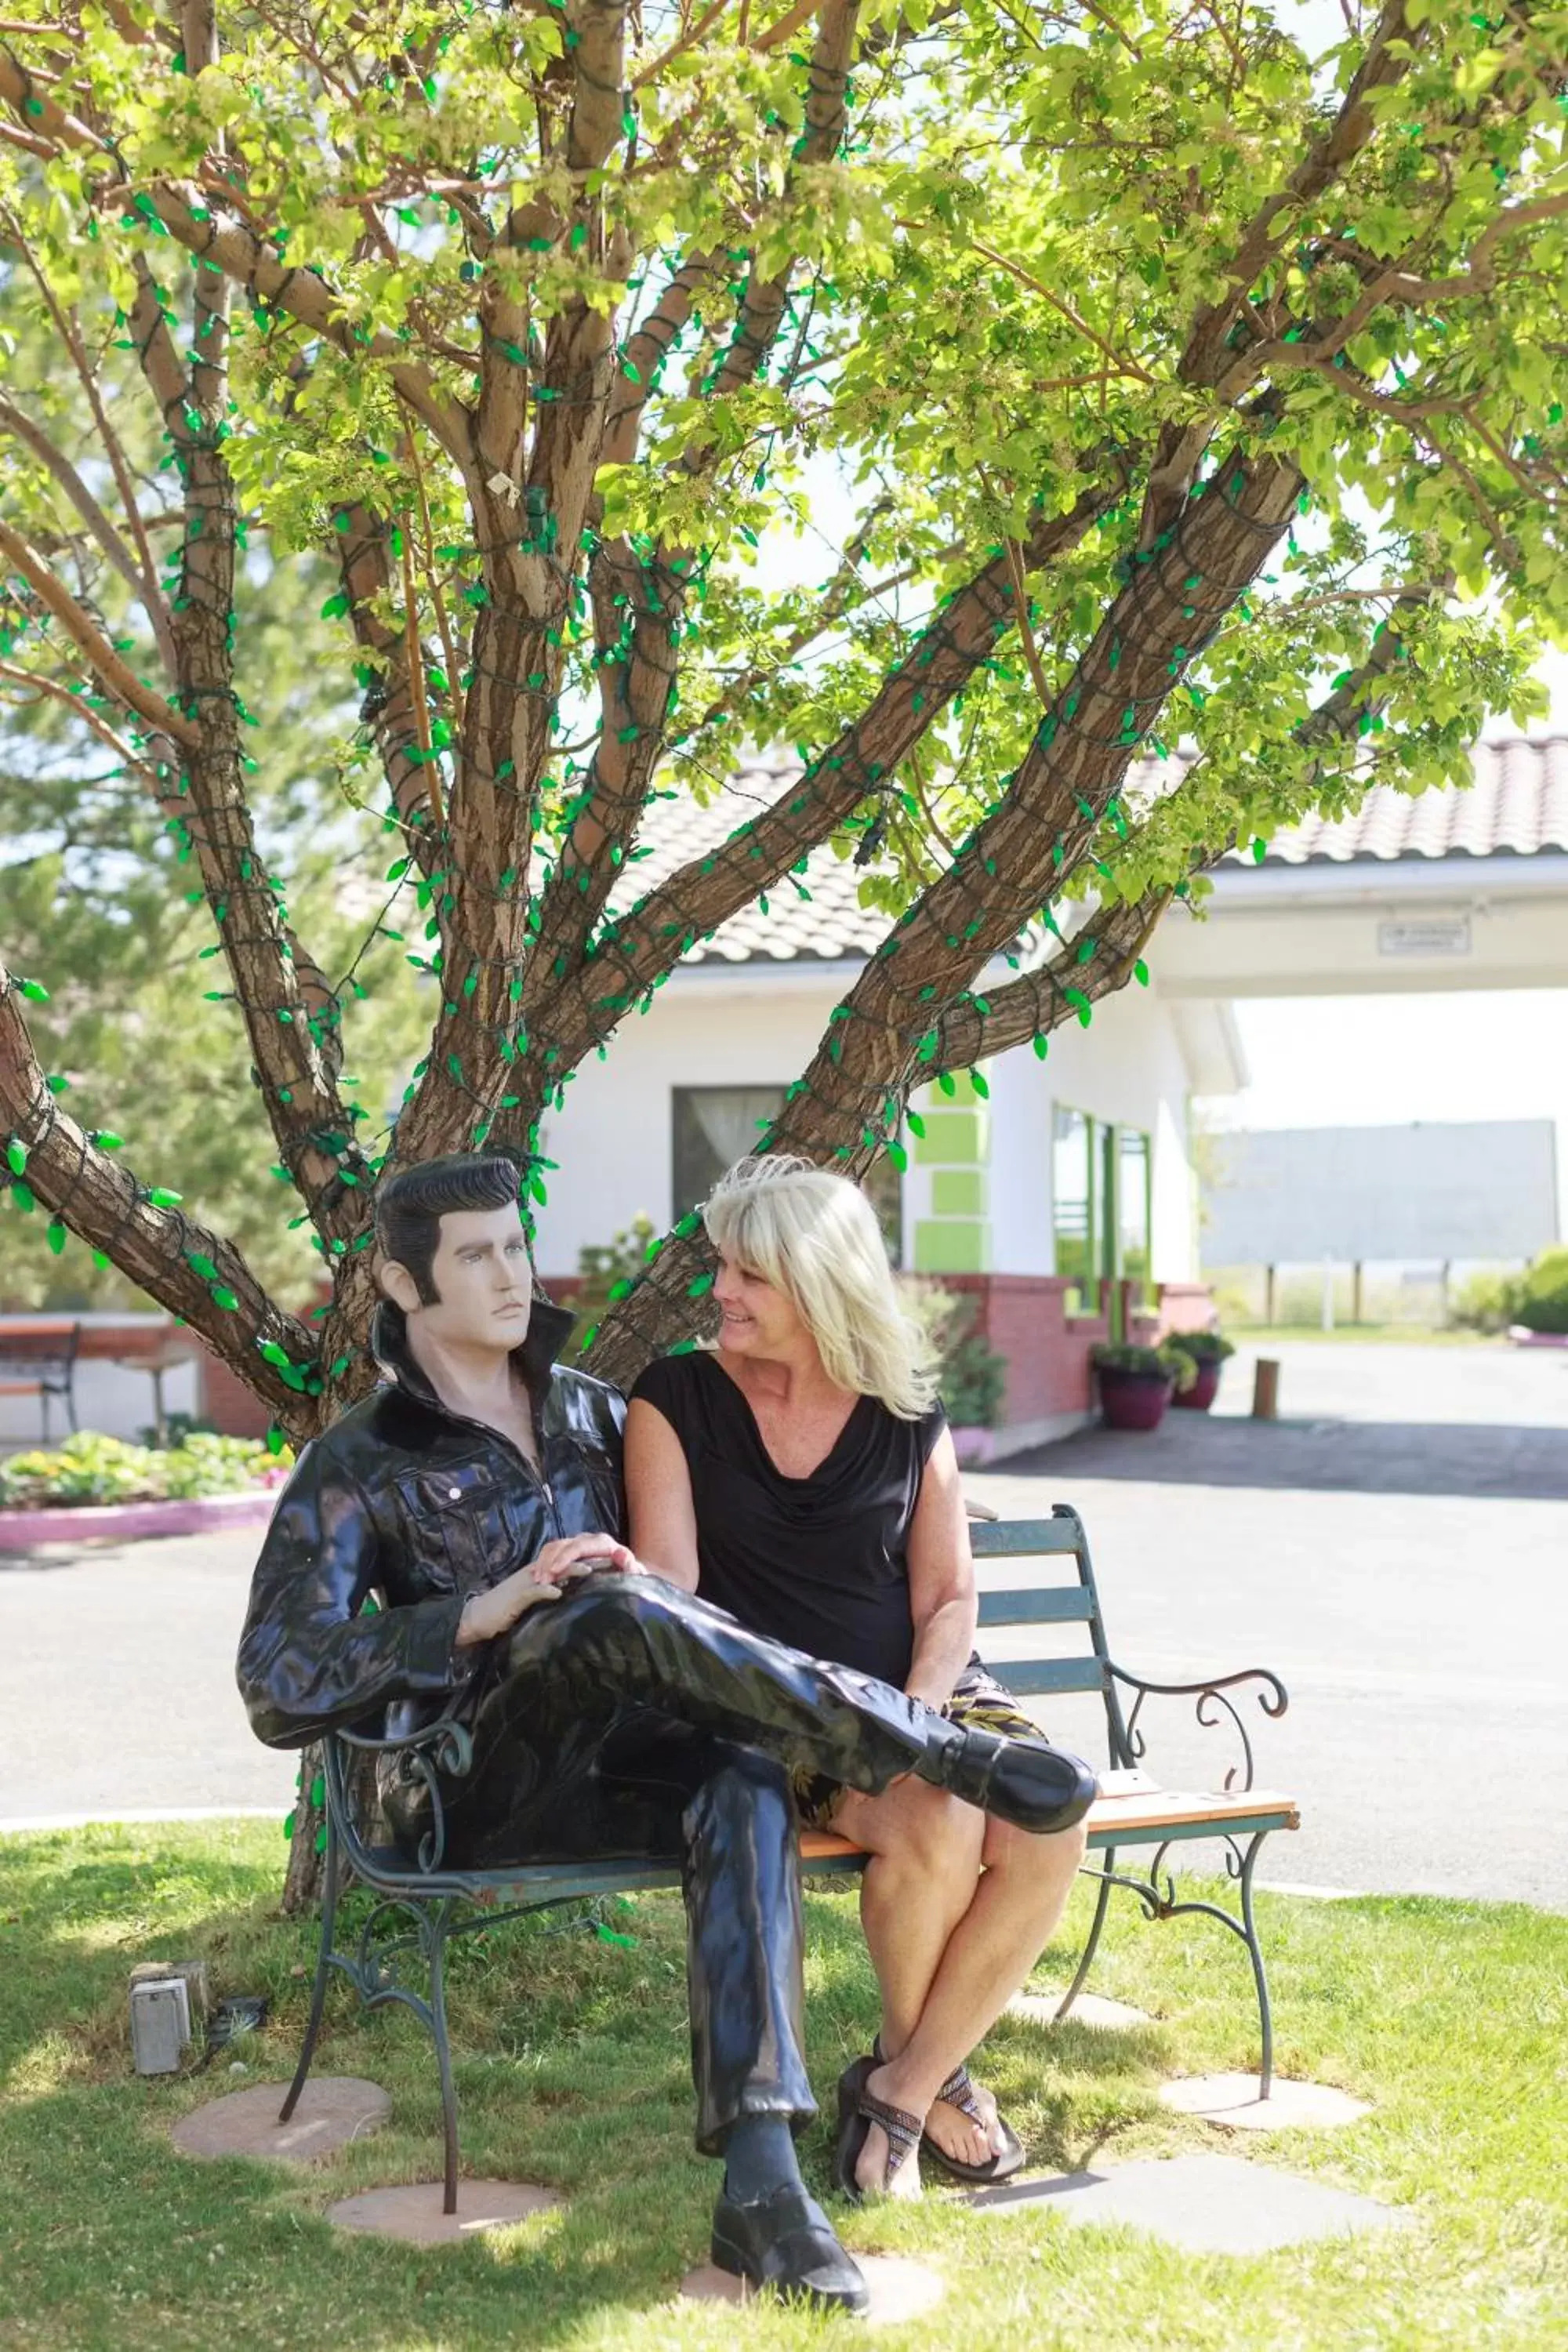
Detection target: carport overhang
<box><xmin>1153</xmin><ymin>851</ymin><xmax>1568</xmax><ymax>999</ymax></box>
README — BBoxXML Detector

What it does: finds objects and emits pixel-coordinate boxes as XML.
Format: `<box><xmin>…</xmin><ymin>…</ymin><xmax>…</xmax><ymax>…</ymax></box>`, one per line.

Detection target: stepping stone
<box><xmin>325</xmin><ymin>2181</ymin><xmax>562</xmax><ymax>2244</ymax></box>
<box><xmin>1160</xmin><ymin>2073</ymin><xmax>1370</xmax><ymax>2131</ymax></box>
<box><xmin>967</xmin><ymin>2151</ymin><xmax>1409</xmax><ymax>2256</ymax></box>
<box><xmin>680</xmin><ymin>2252</ymin><xmax>945</xmax><ymax>2325</ymax></box>
<box><xmin>1008</xmin><ymin>1989</ymin><xmax>1152</xmax><ymax>2031</ymax></box>
<box><xmin>171</xmin><ymin>2077</ymin><xmax>390</xmax><ymax>2165</ymax></box>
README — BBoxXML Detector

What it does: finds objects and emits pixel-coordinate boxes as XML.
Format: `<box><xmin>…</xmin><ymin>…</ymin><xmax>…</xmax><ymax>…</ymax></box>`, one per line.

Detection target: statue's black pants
<box><xmin>385</xmin><ymin>1572</ymin><xmax>954</xmax><ymax>2154</ymax></box>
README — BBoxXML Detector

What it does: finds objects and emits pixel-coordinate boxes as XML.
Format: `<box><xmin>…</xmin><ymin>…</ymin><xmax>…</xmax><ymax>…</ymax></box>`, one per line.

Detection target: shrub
<box><xmin>0</xmin><ymin>1430</ymin><xmax>291</xmax><ymax>1510</ymax></box>
<box><xmin>1447</xmin><ymin>1269</ymin><xmax>1521</xmax><ymax>1333</ymax></box>
<box><xmin>1091</xmin><ymin>1341</ymin><xmax>1196</xmax><ymax>1391</ymax></box>
<box><xmin>562</xmin><ymin>1212</ymin><xmax>659</xmax><ymax>1357</ymax></box>
<box><xmin>1514</xmin><ymin>1247</ymin><xmax>1568</xmax><ymax>1335</ymax></box>
<box><xmin>1165</xmin><ymin>1329</ymin><xmax>1236</xmax><ymax>1366</ymax></box>
<box><xmin>900</xmin><ymin>1282</ymin><xmax>1009</xmax><ymax>1428</ymax></box>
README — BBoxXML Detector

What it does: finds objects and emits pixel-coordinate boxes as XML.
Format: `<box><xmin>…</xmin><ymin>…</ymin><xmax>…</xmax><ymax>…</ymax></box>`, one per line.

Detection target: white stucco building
<box><xmin>533</xmin><ymin>736</ymin><xmax>1568</xmax><ymax>1453</ymax></box>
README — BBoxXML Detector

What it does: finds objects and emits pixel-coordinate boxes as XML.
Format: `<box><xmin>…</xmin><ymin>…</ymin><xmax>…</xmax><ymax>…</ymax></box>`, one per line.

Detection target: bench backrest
<box><xmin>969</xmin><ymin>1506</ymin><xmax>1134</xmax><ymax>1769</ymax></box>
<box><xmin>0</xmin><ymin>1325</ymin><xmax>79</xmax><ymax>1378</ymax></box>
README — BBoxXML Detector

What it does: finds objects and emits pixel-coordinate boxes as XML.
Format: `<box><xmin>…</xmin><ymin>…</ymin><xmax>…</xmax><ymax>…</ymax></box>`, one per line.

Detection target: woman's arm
<box><xmin>902</xmin><ymin>1426</ymin><xmax>979</xmax><ymax>1711</ymax></box>
<box><xmin>624</xmin><ymin>1396</ymin><xmax>702</xmax><ymax>1591</ymax></box>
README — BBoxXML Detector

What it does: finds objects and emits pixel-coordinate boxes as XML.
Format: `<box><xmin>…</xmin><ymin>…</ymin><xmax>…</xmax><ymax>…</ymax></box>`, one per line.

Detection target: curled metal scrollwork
<box><xmin>1112</xmin><ymin>1664</ymin><xmax>1287</xmax><ymax>1791</ymax></box>
<box><xmin>335</xmin><ymin>1716</ymin><xmax>475</xmax><ymax>1878</ymax></box>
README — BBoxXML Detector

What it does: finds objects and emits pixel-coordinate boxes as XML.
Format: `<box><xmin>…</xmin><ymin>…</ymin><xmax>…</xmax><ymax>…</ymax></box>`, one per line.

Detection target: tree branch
<box><xmin>1178</xmin><ymin>0</ymin><xmax>1417</xmax><ymax>387</ymax></box>
<box><xmin>0</xmin><ymin>392</ymin><xmax>152</xmax><ymax>615</ymax></box>
<box><xmin>526</xmin><ymin>470</ymin><xmax>1131</xmax><ymax>1084</ymax></box>
<box><xmin>128</xmin><ymin>181</ymin><xmax>473</xmax><ymax>464</ymax></box>
<box><xmin>0</xmin><ymin>956</ymin><xmax>314</xmax><ymax>1420</ymax></box>
<box><xmin>4</xmin><ymin>219</ymin><xmax>177</xmax><ymax>677</ymax></box>
<box><xmin>0</xmin><ymin>516</ymin><xmax>199</xmax><ymax>745</ymax></box>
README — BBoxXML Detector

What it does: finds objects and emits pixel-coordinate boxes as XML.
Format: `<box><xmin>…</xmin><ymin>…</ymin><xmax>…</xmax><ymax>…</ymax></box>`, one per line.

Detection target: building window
<box><xmin>1118</xmin><ymin>1127</ymin><xmax>1152</xmax><ymax>1305</ymax></box>
<box><xmin>1053</xmin><ymin>1105</ymin><xmax>1096</xmax><ymax>1312</ymax></box>
<box><xmin>1054</xmin><ymin>1109</ymin><xmax>1153</xmax><ymax>1312</ymax></box>
<box><xmin>671</xmin><ymin>1086</ymin><xmax>903</xmax><ymax>1267</ymax></box>
<box><xmin>673</xmin><ymin>1087</ymin><xmax>785</xmax><ymax>1221</ymax></box>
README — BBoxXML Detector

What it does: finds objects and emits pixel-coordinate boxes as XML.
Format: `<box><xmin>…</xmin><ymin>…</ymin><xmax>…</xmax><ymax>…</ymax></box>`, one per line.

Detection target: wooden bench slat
<box><xmin>798</xmin><ymin>1784</ymin><xmax>1299</xmax><ymax>1864</ymax></box>
<box><xmin>975</xmin><ymin>1587</ymin><xmax>1095</xmax><ymax>1627</ymax></box>
<box><xmin>970</xmin><ymin>1519</ymin><xmax>1083</xmax><ymax>1559</ymax></box>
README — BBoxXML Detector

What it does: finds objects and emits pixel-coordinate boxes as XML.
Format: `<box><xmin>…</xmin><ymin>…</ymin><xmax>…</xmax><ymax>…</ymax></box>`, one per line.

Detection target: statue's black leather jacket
<box><xmin>236</xmin><ymin>1298</ymin><xmax>626</xmax><ymax>1749</ymax></box>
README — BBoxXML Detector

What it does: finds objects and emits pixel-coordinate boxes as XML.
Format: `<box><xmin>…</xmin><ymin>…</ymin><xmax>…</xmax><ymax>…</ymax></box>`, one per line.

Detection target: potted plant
<box><xmin>1089</xmin><ymin>1341</ymin><xmax>1194</xmax><ymax>1432</ymax></box>
<box><xmin>901</xmin><ymin>1283</ymin><xmax>1009</xmax><ymax>1464</ymax></box>
<box><xmin>1164</xmin><ymin>1329</ymin><xmax>1236</xmax><ymax>1412</ymax></box>
<box><xmin>941</xmin><ymin>1327</ymin><xmax>1009</xmax><ymax>1465</ymax></box>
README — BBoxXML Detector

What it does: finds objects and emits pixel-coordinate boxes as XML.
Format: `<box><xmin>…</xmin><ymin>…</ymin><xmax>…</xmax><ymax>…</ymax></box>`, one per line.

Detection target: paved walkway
<box><xmin>2</xmin><ymin>1341</ymin><xmax>1564</xmax><ymax>1909</ymax></box>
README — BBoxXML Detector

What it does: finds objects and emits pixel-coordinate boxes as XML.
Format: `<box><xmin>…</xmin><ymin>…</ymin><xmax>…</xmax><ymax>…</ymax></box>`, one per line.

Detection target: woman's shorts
<box><xmin>791</xmin><ymin>1654</ymin><xmax>1044</xmax><ymax>1833</ymax></box>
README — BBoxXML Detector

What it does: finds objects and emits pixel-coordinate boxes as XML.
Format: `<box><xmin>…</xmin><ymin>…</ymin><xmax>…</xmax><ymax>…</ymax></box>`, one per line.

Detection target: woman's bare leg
<box><xmin>830</xmin><ymin>1779</ymin><xmax>988</xmax><ymax>2196</ymax></box>
<box><xmin>834</xmin><ymin>1795</ymin><xmax>1088</xmax><ymax>2197</ymax></box>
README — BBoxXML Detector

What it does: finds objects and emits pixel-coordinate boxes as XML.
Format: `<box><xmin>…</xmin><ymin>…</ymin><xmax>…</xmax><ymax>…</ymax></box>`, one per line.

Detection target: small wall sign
<box><xmin>1376</xmin><ymin>916</ymin><xmax>1471</xmax><ymax>957</ymax></box>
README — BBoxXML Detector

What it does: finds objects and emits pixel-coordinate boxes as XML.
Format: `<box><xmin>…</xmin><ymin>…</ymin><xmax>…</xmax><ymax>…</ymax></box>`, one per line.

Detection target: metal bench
<box><xmin>0</xmin><ymin>1319</ymin><xmax>80</xmax><ymax>1442</ymax></box>
<box><xmin>282</xmin><ymin>1504</ymin><xmax>1296</xmax><ymax>2211</ymax></box>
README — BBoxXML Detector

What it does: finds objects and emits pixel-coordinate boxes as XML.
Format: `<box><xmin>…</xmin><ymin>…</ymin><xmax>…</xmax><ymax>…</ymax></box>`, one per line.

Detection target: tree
<box><xmin>0</xmin><ymin>452</ymin><xmax>432</xmax><ymax>1310</ymax></box>
<box><xmin>1</xmin><ymin>2</ymin><xmax>1563</xmax><ymax>1888</ymax></box>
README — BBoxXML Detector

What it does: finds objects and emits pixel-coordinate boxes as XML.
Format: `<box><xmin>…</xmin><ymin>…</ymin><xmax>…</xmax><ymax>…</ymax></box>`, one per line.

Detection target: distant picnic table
<box><xmin>0</xmin><ymin>1314</ymin><xmax>201</xmax><ymax>1445</ymax></box>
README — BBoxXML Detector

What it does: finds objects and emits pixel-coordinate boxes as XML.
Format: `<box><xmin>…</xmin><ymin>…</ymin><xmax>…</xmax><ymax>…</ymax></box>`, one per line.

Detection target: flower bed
<box><xmin>0</xmin><ymin>1432</ymin><xmax>291</xmax><ymax>1548</ymax></box>
<box><xmin>0</xmin><ymin>1430</ymin><xmax>290</xmax><ymax>1510</ymax></box>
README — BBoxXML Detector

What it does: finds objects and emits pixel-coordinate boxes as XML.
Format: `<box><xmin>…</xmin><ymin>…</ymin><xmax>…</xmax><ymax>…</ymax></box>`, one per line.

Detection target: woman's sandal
<box><xmin>833</xmin><ymin>2056</ymin><xmax>925</xmax><ymax>2201</ymax></box>
<box><xmin>917</xmin><ymin>2058</ymin><xmax>1025</xmax><ymax>2186</ymax></box>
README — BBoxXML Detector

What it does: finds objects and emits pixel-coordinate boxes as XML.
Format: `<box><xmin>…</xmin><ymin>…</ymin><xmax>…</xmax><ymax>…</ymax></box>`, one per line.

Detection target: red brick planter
<box><xmin>0</xmin><ymin>1486</ymin><xmax>280</xmax><ymax>1552</ymax></box>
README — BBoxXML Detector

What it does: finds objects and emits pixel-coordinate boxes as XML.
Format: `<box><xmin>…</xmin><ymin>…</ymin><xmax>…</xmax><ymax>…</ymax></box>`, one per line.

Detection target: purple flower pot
<box><xmin>1096</xmin><ymin>1368</ymin><xmax>1174</xmax><ymax>1432</ymax></box>
<box><xmin>951</xmin><ymin>1426</ymin><xmax>997</xmax><ymax>1467</ymax></box>
<box><xmin>1171</xmin><ymin>1361</ymin><xmax>1221</xmax><ymax>1411</ymax></box>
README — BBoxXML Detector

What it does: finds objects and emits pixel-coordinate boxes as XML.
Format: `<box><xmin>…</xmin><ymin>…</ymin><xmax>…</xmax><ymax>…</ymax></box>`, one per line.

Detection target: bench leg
<box><xmin>1154</xmin><ymin>1830</ymin><xmax>1276</xmax><ymax>2098</ymax></box>
<box><xmin>279</xmin><ymin>1817</ymin><xmax>340</xmax><ymax>2125</ymax></box>
<box><xmin>1236</xmin><ymin>1831</ymin><xmax>1274</xmax><ymax>2098</ymax></box>
<box><xmin>1052</xmin><ymin>1851</ymin><xmax>1116</xmax><ymax>2023</ymax></box>
<box><xmin>424</xmin><ymin>1916</ymin><xmax>460</xmax><ymax>2215</ymax></box>
<box><xmin>1074</xmin><ymin>1831</ymin><xmax>1277</xmax><ymax>2097</ymax></box>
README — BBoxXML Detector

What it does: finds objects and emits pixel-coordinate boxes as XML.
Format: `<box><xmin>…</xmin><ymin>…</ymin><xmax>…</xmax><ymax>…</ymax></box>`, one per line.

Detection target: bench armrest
<box><xmin>328</xmin><ymin>1716</ymin><xmax>475</xmax><ymax>1875</ymax></box>
<box><xmin>1105</xmin><ymin>1663</ymin><xmax>1288</xmax><ymax>1794</ymax></box>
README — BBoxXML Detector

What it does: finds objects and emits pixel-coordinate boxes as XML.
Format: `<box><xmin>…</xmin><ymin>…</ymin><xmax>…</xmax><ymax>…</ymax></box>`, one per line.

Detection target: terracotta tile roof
<box><xmin>619</xmin><ymin>738</ymin><xmax>1568</xmax><ymax>969</ymax></box>
<box><xmin>608</xmin><ymin>760</ymin><xmax>887</xmax><ymax>964</ymax></box>
<box><xmin>1248</xmin><ymin>735</ymin><xmax>1568</xmax><ymax>866</ymax></box>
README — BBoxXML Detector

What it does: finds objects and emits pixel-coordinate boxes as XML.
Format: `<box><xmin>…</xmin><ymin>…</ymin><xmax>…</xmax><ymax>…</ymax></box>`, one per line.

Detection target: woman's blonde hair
<box><xmin>703</xmin><ymin>1155</ymin><xmax>937</xmax><ymax>1419</ymax></box>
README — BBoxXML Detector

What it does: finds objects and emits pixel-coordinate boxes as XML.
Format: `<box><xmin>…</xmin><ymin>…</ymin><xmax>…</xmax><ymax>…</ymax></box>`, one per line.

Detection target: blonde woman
<box><xmin>626</xmin><ymin>1156</ymin><xmax>1095</xmax><ymax>2201</ymax></box>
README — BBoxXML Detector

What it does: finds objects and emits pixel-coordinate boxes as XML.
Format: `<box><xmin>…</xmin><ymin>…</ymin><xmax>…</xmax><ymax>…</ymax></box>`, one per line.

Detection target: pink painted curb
<box><xmin>1507</xmin><ymin>1325</ymin><xmax>1568</xmax><ymax>1348</ymax></box>
<box><xmin>0</xmin><ymin>1486</ymin><xmax>280</xmax><ymax>1551</ymax></box>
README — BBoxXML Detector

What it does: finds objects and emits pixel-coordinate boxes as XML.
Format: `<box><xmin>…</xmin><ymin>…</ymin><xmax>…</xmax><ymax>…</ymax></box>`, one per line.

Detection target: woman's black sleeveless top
<box><xmin>631</xmin><ymin>1351</ymin><xmax>946</xmax><ymax>1687</ymax></box>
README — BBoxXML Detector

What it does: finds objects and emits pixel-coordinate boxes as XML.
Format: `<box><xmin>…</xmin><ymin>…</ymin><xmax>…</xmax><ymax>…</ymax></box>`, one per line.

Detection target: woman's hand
<box><xmin>455</xmin><ymin>1534</ymin><xmax>641</xmax><ymax>1646</ymax></box>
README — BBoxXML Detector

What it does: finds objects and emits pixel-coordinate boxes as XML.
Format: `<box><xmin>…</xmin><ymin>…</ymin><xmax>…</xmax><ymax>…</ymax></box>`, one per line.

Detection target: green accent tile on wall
<box><xmin>912</xmin><ymin>1110</ymin><xmax>987</xmax><ymax>1166</ymax></box>
<box><xmin>914</xmin><ymin>1220</ymin><xmax>990</xmax><ymax>1274</ymax></box>
<box><xmin>931</xmin><ymin>1169</ymin><xmax>985</xmax><ymax>1217</ymax></box>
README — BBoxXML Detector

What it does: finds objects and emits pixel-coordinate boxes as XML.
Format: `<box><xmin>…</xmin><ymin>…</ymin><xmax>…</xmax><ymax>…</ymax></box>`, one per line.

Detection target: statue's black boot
<box><xmin>710</xmin><ymin>2182</ymin><xmax>869</xmax><ymax>2316</ymax></box>
<box><xmin>916</xmin><ymin>1723</ymin><xmax>1099</xmax><ymax>1835</ymax></box>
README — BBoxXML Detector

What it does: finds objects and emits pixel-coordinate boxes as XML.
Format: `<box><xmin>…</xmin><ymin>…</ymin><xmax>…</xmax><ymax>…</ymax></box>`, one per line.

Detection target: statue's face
<box><xmin>386</xmin><ymin>1202</ymin><xmax>533</xmax><ymax>1351</ymax></box>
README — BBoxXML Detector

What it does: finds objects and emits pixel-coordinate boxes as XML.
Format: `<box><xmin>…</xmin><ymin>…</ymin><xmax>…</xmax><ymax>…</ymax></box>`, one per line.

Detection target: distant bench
<box><xmin>0</xmin><ymin>1317</ymin><xmax>199</xmax><ymax>1444</ymax></box>
<box><xmin>284</xmin><ymin>1504</ymin><xmax>1297</xmax><ymax>2213</ymax></box>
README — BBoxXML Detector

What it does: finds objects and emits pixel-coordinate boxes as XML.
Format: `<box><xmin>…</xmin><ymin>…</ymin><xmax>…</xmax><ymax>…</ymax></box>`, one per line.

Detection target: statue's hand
<box><xmin>455</xmin><ymin>1534</ymin><xmax>641</xmax><ymax>1645</ymax></box>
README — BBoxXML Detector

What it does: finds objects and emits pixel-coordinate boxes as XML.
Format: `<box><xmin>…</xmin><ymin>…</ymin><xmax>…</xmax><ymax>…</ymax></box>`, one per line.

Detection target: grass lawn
<box><xmin>1</xmin><ymin>1820</ymin><xmax>1563</xmax><ymax>2351</ymax></box>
